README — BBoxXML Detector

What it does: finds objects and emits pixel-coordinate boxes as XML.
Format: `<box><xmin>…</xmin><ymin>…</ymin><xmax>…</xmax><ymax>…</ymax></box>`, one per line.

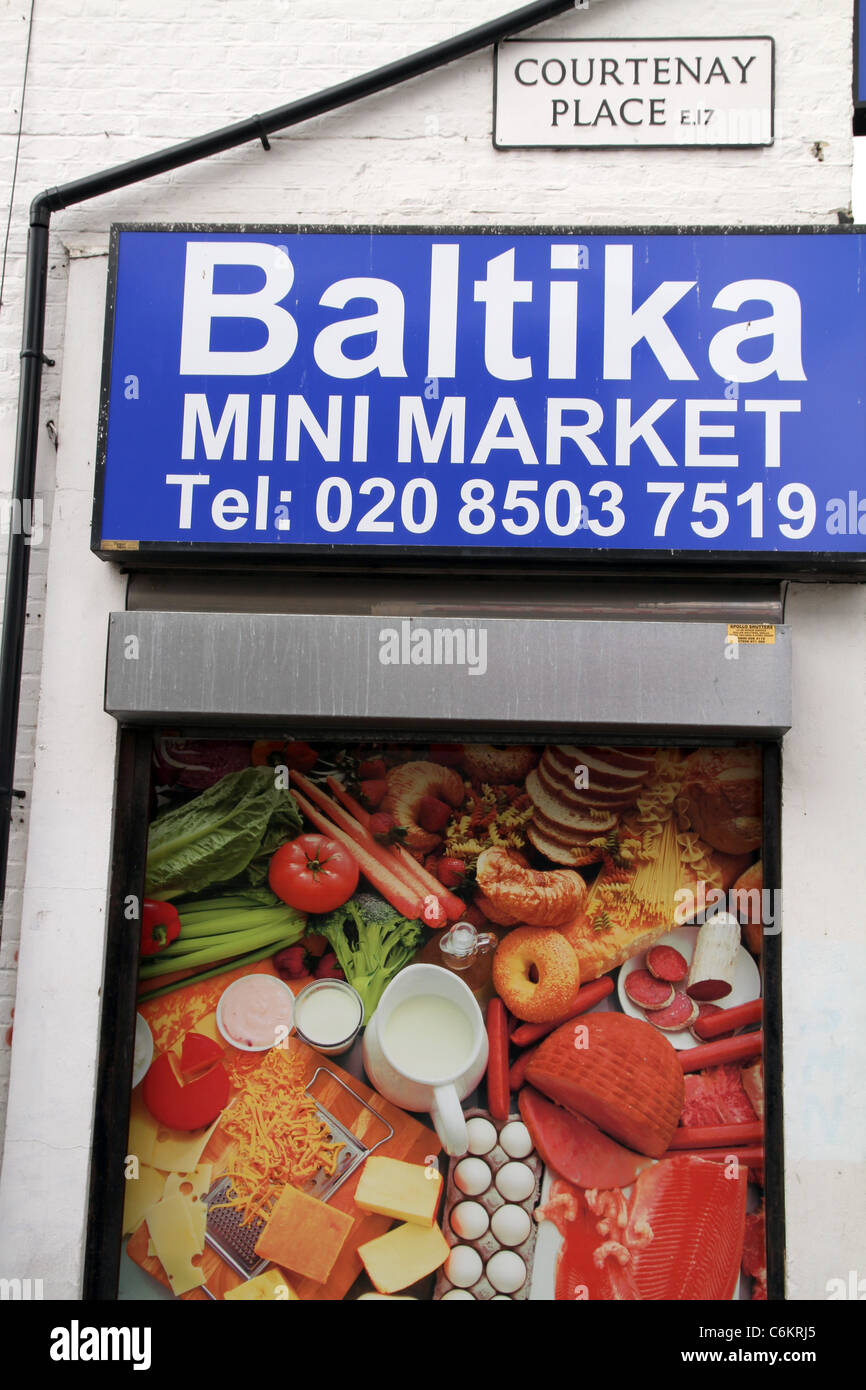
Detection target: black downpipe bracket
<box><xmin>0</xmin><ymin>0</ymin><xmax>586</xmax><ymax>911</ymax></box>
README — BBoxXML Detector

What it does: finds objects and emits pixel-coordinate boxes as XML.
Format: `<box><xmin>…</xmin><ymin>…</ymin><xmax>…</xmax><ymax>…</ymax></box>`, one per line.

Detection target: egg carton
<box><xmin>433</xmin><ymin>1109</ymin><xmax>543</xmax><ymax>1302</ymax></box>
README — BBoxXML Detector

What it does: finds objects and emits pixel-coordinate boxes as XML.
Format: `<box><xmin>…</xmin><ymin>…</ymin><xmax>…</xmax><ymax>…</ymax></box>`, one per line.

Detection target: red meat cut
<box><xmin>518</xmin><ymin>1086</ymin><xmax>652</xmax><ymax>1190</ymax></box>
<box><xmin>525</xmin><ymin>1012</ymin><xmax>684</xmax><ymax>1159</ymax></box>
<box><xmin>680</xmin><ymin>1064</ymin><xmax>758</xmax><ymax>1128</ymax></box>
<box><xmin>742</xmin><ymin>1205</ymin><xmax>767</xmax><ymax>1300</ymax></box>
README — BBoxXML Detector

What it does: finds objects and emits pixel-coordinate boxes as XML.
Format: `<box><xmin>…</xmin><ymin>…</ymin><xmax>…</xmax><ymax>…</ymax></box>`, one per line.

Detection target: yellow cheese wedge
<box><xmin>150</xmin><ymin>1117</ymin><xmax>219</xmax><ymax>1174</ymax></box>
<box><xmin>145</xmin><ymin>1193</ymin><xmax>207</xmax><ymax>1296</ymax></box>
<box><xmin>122</xmin><ymin>1164</ymin><xmax>166</xmax><ymax>1237</ymax></box>
<box><xmin>127</xmin><ymin>1091</ymin><xmax>158</xmax><ymax>1167</ymax></box>
<box><xmin>224</xmin><ymin>1270</ymin><xmax>299</xmax><ymax>1301</ymax></box>
<box><xmin>358</xmin><ymin>1221</ymin><xmax>449</xmax><ymax>1294</ymax></box>
<box><xmin>163</xmin><ymin>1164</ymin><xmax>213</xmax><ymax>1204</ymax></box>
<box><xmin>354</xmin><ymin>1156</ymin><xmax>442</xmax><ymax>1227</ymax></box>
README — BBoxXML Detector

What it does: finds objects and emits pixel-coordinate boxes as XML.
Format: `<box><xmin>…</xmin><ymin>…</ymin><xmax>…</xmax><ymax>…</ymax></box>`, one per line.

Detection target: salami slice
<box><xmin>646</xmin><ymin>945</ymin><xmax>688</xmax><ymax>983</ymax></box>
<box><xmin>647</xmin><ymin>991</ymin><xmax>699</xmax><ymax>1032</ymax></box>
<box><xmin>689</xmin><ymin>1002</ymin><xmax>736</xmax><ymax>1042</ymax></box>
<box><xmin>625</xmin><ymin>970</ymin><xmax>676</xmax><ymax>1011</ymax></box>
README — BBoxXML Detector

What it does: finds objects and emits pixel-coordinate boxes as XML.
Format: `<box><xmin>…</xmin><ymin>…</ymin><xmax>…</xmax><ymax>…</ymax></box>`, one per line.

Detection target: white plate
<box><xmin>616</xmin><ymin>925</ymin><xmax>761</xmax><ymax>1051</ymax></box>
<box><xmin>132</xmin><ymin>1012</ymin><xmax>154</xmax><ymax>1088</ymax></box>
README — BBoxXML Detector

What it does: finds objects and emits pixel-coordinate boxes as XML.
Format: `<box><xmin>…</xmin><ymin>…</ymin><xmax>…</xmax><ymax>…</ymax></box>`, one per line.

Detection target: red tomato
<box><xmin>268</xmin><ymin>834</ymin><xmax>359</xmax><ymax>912</ymax></box>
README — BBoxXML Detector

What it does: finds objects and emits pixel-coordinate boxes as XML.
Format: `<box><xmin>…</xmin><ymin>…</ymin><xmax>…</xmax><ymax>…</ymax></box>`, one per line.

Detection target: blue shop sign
<box><xmin>93</xmin><ymin>226</ymin><xmax>866</xmax><ymax>568</ymax></box>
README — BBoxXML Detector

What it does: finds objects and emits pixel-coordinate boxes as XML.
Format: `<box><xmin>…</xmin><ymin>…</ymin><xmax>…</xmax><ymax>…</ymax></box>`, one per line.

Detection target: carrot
<box><xmin>669</xmin><ymin>1146</ymin><xmax>764</xmax><ymax>1167</ymax></box>
<box><xmin>508</xmin><ymin>1044</ymin><xmax>538</xmax><ymax>1091</ymax></box>
<box><xmin>510</xmin><ymin>977</ymin><xmax>615</xmax><ymax>1047</ymax></box>
<box><xmin>667</xmin><ymin>1121</ymin><xmax>763</xmax><ymax>1150</ymax></box>
<box><xmin>486</xmin><ymin>998</ymin><xmax>510</xmax><ymax>1122</ymax></box>
<box><xmin>390</xmin><ymin>846</ymin><xmax>466</xmax><ymax>921</ymax></box>
<box><xmin>292</xmin><ymin>771</ymin><xmax>441</xmax><ymax>908</ymax></box>
<box><xmin>679</xmin><ymin>1031</ymin><xmax>763</xmax><ymax>1073</ymax></box>
<box><xmin>290</xmin><ymin>788</ymin><xmax>424</xmax><ymax>920</ymax></box>
<box><xmin>693</xmin><ymin>997</ymin><xmax>763</xmax><ymax>1040</ymax></box>
<box><xmin>319</xmin><ymin>773</ymin><xmax>465</xmax><ymax>921</ymax></box>
<box><xmin>326</xmin><ymin>776</ymin><xmax>371</xmax><ymax>828</ymax></box>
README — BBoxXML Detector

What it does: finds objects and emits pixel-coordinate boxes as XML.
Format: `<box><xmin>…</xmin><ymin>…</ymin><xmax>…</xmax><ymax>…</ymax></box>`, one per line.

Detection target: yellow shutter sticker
<box><xmin>727</xmin><ymin>623</ymin><xmax>776</xmax><ymax>645</ymax></box>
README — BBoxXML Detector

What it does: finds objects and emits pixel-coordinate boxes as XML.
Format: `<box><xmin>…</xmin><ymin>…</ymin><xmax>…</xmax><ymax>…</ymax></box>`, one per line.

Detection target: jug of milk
<box><xmin>362</xmin><ymin>964</ymin><xmax>489</xmax><ymax>1156</ymax></box>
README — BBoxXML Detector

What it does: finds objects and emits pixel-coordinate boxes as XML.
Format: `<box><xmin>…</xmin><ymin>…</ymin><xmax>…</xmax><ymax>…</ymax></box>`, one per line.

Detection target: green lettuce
<box><xmin>145</xmin><ymin>767</ymin><xmax>302</xmax><ymax>900</ymax></box>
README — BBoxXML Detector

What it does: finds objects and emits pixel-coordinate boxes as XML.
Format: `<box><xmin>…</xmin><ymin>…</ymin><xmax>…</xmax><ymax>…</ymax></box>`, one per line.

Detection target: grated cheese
<box><xmin>213</xmin><ymin>1048</ymin><xmax>343</xmax><ymax>1226</ymax></box>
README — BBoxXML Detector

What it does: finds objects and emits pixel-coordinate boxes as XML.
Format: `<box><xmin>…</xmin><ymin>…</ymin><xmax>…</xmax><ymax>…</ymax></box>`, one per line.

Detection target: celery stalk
<box><xmin>136</xmin><ymin>938</ymin><xmax>300</xmax><ymax>1003</ymax></box>
<box><xmin>139</xmin><ymin>922</ymin><xmax>303</xmax><ymax>978</ymax></box>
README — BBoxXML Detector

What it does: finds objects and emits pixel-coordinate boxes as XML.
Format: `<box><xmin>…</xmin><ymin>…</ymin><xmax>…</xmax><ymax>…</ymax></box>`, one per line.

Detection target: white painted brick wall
<box><xmin>0</xmin><ymin>0</ymin><xmax>858</xmax><ymax>1292</ymax></box>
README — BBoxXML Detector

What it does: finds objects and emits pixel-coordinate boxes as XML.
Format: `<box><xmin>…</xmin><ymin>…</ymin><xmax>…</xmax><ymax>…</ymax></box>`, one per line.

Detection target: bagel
<box><xmin>461</xmin><ymin>744</ymin><xmax>538</xmax><ymax>786</ymax></box>
<box><xmin>476</xmin><ymin>846</ymin><xmax>587</xmax><ymax>928</ymax></box>
<box><xmin>381</xmin><ymin>760</ymin><xmax>465</xmax><ymax>854</ymax></box>
<box><xmin>493</xmin><ymin>926</ymin><xmax>582</xmax><ymax>1023</ymax></box>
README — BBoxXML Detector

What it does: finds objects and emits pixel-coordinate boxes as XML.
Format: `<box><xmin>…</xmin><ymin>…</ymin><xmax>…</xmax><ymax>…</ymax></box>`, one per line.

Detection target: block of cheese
<box><xmin>254</xmin><ymin>1185</ymin><xmax>353</xmax><ymax>1285</ymax></box>
<box><xmin>145</xmin><ymin>1193</ymin><xmax>207</xmax><ymax>1296</ymax></box>
<box><xmin>354</xmin><ymin>1156</ymin><xmax>442</xmax><ymax>1227</ymax></box>
<box><xmin>224</xmin><ymin>1270</ymin><xmax>299</xmax><ymax>1300</ymax></box>
<box><xmin>358</xmin><ymin>1221</ymin><xmax>449</xmax><ymax>1294</ymax></box>
<box><xmin>122</xmin><ymin>1164</ymin><xmax>166</xmax><ymax>1237</ymax></box>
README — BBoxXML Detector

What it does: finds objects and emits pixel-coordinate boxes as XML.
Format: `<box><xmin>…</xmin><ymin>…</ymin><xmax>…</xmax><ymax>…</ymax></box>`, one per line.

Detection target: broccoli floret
<box><xmin>312</xmin><ymin>894</ymin><xmax>422</xmax><ymax>1022</ymax></box>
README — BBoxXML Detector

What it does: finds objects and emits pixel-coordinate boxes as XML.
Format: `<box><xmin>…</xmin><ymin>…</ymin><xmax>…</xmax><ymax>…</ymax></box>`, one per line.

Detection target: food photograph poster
<box><xmin>121</xmin><ymin>736</ymin><xmax>768</xmax><ymax>1302</ymax></box>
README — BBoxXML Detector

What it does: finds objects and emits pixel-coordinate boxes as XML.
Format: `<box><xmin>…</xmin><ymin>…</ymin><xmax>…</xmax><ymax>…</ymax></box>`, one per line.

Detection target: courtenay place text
<box><xmin>95</xmin><ymin>229</ymin><xmax>866</xmax><ymax>557</ymax></box>
<box><xmin>494</xmin><ymin>38</ymin><xmax>773</xmax><ymax>148</ymax></box>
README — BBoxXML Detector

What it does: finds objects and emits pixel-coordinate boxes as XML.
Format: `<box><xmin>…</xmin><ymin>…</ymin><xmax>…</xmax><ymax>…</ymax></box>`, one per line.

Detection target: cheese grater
<box><xmin>204</xmin><ymin>1066</ymin><xmax>393</xmax><ymax>1281</ymax></box>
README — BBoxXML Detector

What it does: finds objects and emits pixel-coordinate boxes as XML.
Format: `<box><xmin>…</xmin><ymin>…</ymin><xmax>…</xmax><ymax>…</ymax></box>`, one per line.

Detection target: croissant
<box><xmin>475</xmin><ymin>846</ymin><xmax>587</xmax><ymax>928</ymax></box>
<box><xmin>381</xmin><ymin>760</ymin><xmax>465</xmax><ymax>854</ymax></box>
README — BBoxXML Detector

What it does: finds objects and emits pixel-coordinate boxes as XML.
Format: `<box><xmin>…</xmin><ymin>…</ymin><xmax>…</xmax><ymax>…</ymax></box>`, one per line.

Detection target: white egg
<box><xmin>450</xmin><ymin>1201</ymin><xmax>490</xmax><ymax>1241</ymax></box>
<box><xmin>498</xmin><ymin>1120</ymin><xmax>533</xmax><ymax>1159</ymax></box>
<box><xmin>440</xmin><ymin>1288</ymin><xmax>475</xmax><ymax>1301</ymax></box>
<box><xmin>453</xmin><ymin>1157</ymin><xmax>492</xmax><ymax>1196</ymax></box>
<box><xmin>465</xmin><ymin>1117</ymin><xmax>498</xmax><ymax>1155</ymax></box>
<box><xmin>490</xmin><ymin>1294</ymin><xmax>512</xmax><ymax>1301</ymax></box>
<box><xmin>495</xmin><ymin>1161</ymin><xmax>535</xmax><ymax>1203</ymax></box>
<box><xmin>446</xmin><ymin>1245</ymin><xmax>483</xmax><ymax>1289</ymax></box>
<box><xmin>490</xmin><ymin>1203</ymin><xmax>532</xmax><ymax>1247</ymax></box>
<box><xmin>486</xmin><ymin>1250</ymin><xmax>527</xmax><ymax>1295</ymax></box>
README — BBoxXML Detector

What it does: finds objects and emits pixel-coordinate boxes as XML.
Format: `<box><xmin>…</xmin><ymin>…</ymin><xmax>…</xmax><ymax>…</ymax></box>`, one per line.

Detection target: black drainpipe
<box><xmin>0</xmin><ymin>0</ymin><xmax>588</xmax><ymax>912</ymax></box>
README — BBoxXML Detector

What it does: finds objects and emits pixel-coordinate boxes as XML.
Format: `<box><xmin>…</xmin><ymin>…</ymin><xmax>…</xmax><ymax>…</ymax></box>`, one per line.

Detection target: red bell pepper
<box><xmin>141</xmin><ymin>899</ymin><xmax>182</xmax><ymax>956</ymax></box>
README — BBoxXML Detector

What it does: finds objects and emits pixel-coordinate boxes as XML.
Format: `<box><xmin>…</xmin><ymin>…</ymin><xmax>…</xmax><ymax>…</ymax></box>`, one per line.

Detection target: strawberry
<box><xmin>418</xmin><ymin>795</ymin><xmax>452</xmax><ymax>834</ymax></box>
<box><xmin>314</xmin><ymin>952</ymin><xmax>346</xmax><ymax>981</ymax></box>
<box><xmin>358</xmin><ymin>758</ymin><xmax>387</xmax><ymax>780</ymax></box>
<box><xmin>369</xmin><ymin>812</ymin><xmax>408</xmax><ymax>844</ymax></box>
<box><xmin>359</xmin><ymin>778</ymin><xmax>387</xmax><ymax>808</ymax></box>
<box><xmin>273</xmin><ymin>944</ymin><xmax>309</xmax><ymax>979</ymax></box>
<box><xmin>437</xmin><ymin>856</ymin><xmax>469</xmax><ymax>889</ymax></box>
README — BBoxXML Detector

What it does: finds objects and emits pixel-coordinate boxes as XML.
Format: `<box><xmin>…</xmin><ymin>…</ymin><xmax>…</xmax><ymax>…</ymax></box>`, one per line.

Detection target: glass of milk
<box><xmin>293</xmin><ymin>980</ymin><xmax>364</xmax><ymax>1057</ymax></box>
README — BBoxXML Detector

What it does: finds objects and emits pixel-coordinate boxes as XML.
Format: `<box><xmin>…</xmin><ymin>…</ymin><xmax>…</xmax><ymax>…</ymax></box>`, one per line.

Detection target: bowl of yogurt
<box><xmin>293</xmin><ymin>979</ymin><xmax>364</xmax><ymax>1057</ymax></box>
<box><xmin>217</xmin><ymin>973</ymin><xmax>296</xmax><ymax>1051</ymax></box>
